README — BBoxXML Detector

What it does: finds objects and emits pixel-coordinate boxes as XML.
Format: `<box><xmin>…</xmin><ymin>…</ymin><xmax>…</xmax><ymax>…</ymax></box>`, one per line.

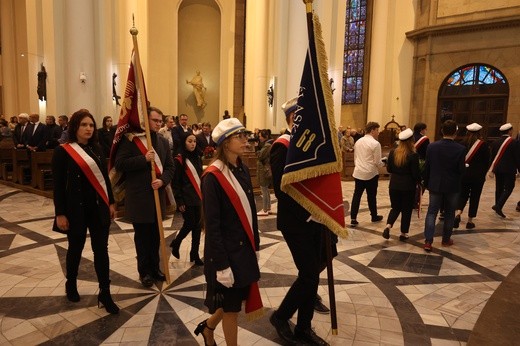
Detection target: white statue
<box><xmin>186</xmin><ymin>70</ymin><xmax>207</xmax><ymax>108</ymax></box>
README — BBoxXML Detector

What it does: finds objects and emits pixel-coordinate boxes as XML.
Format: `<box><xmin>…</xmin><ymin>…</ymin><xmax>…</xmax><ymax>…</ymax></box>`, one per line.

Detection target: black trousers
<box><xmin>350</xmin><ymin>175</ymin><xmax>379</xmax><ymax>220</ymax></box>
<box><xmin>133</xmin><ymin>221</ymin><xmax>161</xmax><ymax>277</ymax></box>
<box><xmin>276</xmin><ymin>223</ymin><xmax>322</xmax><ymax>330</ymax></box>
<box><xmin>495</xmin><ymin>172</ymin><xmax>516</xmax><ymax>209</ymax></box>
<box><xmin>386</xmin><ymin>189</ymin><xmax>415</xmax><ymax>233</ymax></box>
<box><xmin>457</xmin><ymin>180</ymin><xmax>485</xmax><ymax>218</ymax></box>
<box><xmin>66</xmin><ymin>207</ymin><xmax>110</xmax><ymax>289</ymax></box>
<box><xmin>173</xmin><ymin>205</ymin><xmax>202</xmax><ymax>256</ymax></box>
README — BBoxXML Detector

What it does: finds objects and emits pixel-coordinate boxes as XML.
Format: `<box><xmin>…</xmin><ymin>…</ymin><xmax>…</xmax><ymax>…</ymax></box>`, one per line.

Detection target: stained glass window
<box><xmin>445</xmin><ymin>64</ymin><xmax>506</xmax><ymax>86</ymax></box>
<box><xmin>342</xmin><ymin>0</ymin><xmax>367</xmax><ymax>104</ymax></box>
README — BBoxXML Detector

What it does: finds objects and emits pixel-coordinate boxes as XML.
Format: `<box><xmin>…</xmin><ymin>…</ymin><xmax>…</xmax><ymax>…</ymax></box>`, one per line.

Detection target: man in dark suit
<box><xmin>269</xmin><ymin>97</ymin><xmax>329</xmax><ymax>346</ymax></box>
<box><xmin>115</xmin><ymin>106</ymin><xmax>175</xmax><ymax>287</ymax></box>
<box><xmin>196</xmin><ymin>122</ymin><xmax>215</xmax><ymax>154</ymax></box>
<box><xmin>13</xmin><ymin>113</ymin><xmax>30</xmax><ymax>149</ymax></box>
<box><xmin>26</xmin><ymin>113</ymin><xmax>47</xmax><ymax>152</ymax></box>
<box><xmin>171</xmin><ymin>113</ymin><xmax>192</xmax><ymax>155</ymax></box>
<box><xmin>423</xmin><ymin>120</ymin><xmax>465</xmax><ymax>251</ymax></box>
<box><xmin>489</xmin><ymin>123</ymin><xmax>520</xmax><ymax>218</ymax></box>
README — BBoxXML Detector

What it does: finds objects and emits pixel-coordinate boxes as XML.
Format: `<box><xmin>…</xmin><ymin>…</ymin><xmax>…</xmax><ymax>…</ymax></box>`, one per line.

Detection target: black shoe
<box><xmin>170</xmin><ymin>240</ymin><xmax>180</xmax><ymax>259</ymax></box>
<box><xmin>371</xmin><ymin>215</ymin><xmax>383</xmax><ymax>222</ymax></box>
<box><xmin>151</xmin><ymin>270</ymin><xmax>166</xmax><ymax>282</ymax></box>
<box><xmin>269</xmin><ymin>311</ymin><xmax>298</xmax><ymax>344</ymax></box>
<box><xmin>65</xmin><ymin>280</ymin><xmax>80</xmax><ymax>302</ymax></box>
<box><xmin>140</xmin><ymin>274</ymin><xmax>154</xmax><ymax>288</ymax></box>
<box><xmin>194</xmin><ymin>319</ymin><xmax>216</xmax><ymax>346</ymax></box>
<box><xmin>190</xmin><ymin>253</ymin><xmax>204</xmax><ymax>266</ymax></box>
<box><xmin>399</xmin><ymin>234</ymin><xmax>409</xmax><ymax>242</ymax></box>
<box><xmin>454</xmin><ymin>215</ymin><xmax>461</xmax><ymax>228</ymax></box>
<box><xmin>466</xmin><ymin>221</ymin><xmax>475</xmax><ymax>229</ymax></box>
<box><xmin>350</xmin><ymin>219</ymin><xmax>358</xmax><ymax>227</ymax></box>
<box><xmin>314</xmin><ymin>298</ymin><xmax>330</xmax><ymax>314</ymax></box>
<box><xmin>492</xmin><ymin>205</ymin><xmax>506</xmax><ymax>218</ymax></box>
<box><xmin>382</xmin><ymin>227</ymin><xmax>390</xmax><ymax>239</ymax></box>
<box><xmin>98</xmin><ymin>288</ymin><xmax>119</xmax><ymax>314</ymax></box>
<box><xmin>294</xmin><ymin>327</ymin><xmax>329</xmax><ymax>346</ymax></box>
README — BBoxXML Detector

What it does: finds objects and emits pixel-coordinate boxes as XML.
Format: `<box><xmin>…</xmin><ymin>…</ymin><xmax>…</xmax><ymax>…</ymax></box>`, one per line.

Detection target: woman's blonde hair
<box><xmin>393</xmin><ymin>138</ymin><xmax>415</xmax><ymax>167</ymax></box>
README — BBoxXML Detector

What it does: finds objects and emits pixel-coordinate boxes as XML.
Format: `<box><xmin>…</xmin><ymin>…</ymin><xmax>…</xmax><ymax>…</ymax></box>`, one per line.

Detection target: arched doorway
<box><xmin>436</xmin><ymin>63</ymin><xmax>509</xmax><ymax>141</ymax></box>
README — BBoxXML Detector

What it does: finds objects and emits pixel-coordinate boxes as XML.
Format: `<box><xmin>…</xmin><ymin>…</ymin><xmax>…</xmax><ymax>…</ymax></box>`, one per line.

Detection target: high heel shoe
<box><xmin>194</xmin><ymin>319</ymin><xmax>216</xmax><ymax>346</ymax></box>
<box><xmin>170</xmin><ymin>239</ymin><xmax>180</xmax><ymax>259</ymax></box>
<box><xmin>65</xmin><ymin>279</ymin><xmax>80</xmax><ymax>302</ymax></box>
<box><xmin>190</xmin><ymin>253</ymin><xmax>204</xmax><ymax>266</ymax></box>
<box><xmin>98</xmin><ymin>288</ymin><xmax>120</xmax><ymax>314</ymax></box>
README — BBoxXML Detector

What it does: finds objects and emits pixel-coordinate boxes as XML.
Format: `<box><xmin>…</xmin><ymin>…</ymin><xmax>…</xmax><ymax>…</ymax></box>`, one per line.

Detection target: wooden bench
<box><xmin>30</xmin><ymin>150</ymin><xmax>54</xmax><ymax>190</ymax></box>
<box><xmin>12</xmin><ymin>149</ymin><xmax>30</xmax><ymax>184</ymax></box>
<box><xmin>0</xmin><ymin>148</ymin><xmax>13</xmax><ymax>180</ymax></box>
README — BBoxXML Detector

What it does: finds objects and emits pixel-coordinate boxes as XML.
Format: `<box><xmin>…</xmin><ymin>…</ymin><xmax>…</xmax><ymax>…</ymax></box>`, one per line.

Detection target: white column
<box><xmin>63</xmin><ymin>0</ymin><xmax>96</xmax><ymax>113</ymax></box>
<box><xmin>0</xmin><ymin>0</ymin><xmax>20</xmax><ymax>114</ymax></box>
<box><xmin>244</xmin><ymin>0</ymin><xmax>269</xmax><ymax>130</ymax></box>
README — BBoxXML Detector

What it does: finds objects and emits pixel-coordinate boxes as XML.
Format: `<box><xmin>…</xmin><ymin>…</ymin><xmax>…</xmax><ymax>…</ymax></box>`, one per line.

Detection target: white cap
<box><xmin>281</xmin><ymin>97</ymin><xmax>298</xmax><ymax>116</ymax></box>
<box><xmin>211</xmin><ymin>118</ymin><xmax>246</xmax><ymax>146</ymax></box>
<box><xmin>466</xmin><ymin>123</ymin><xmax>482</xmax><ymax>132</ymax></box>
<box><xmin>499</xmin><ymin>123</ymin><xmax>512</xmax><ymax>132</ymax></box>
<box><xmin>398</xmin><ymin>128</ymin><xmax>413</xmax><ymax>141</ymax></box>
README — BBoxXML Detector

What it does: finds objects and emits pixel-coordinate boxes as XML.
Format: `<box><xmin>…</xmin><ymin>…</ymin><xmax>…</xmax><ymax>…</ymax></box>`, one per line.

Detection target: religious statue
<box><xmin>112</xmin><ymin>73</ymin><xmax>121</xmax><ymax>106</ymax></box>
<box><xmin>186</xmin><ymin>70</ymin><xmax>207</xmax><ymax>108</ymax></box>
<box><xmin>267</xmin><ymin>85</ymin><xmax>274</xmax><ymax>107</ymax></box>
<box><xmin>37</xmin><ymin>63</ymin><xmax>47</xmax><ymax>101</ymax></box>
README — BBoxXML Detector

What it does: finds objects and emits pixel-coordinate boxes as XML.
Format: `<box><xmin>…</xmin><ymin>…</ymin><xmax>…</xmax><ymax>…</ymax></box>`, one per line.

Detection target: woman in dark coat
<box><xmin>52</xmin><ymin>109</ymin><xmax>119</xmax><ymax>314</ymax></box>
<box><xmin>97</xmin><ymin>116</ymin><xmax>116</xmax><ymax>158</ymax></box>
<box><xmin>256</xmin><ymin>129</ymin><xmax>273</xmax><ymax>216</ymax></box>
<box><xmin>170</xmin><ymin>132</ymin><xmax>204</xmax><ymax>265</ymax></box>
<box><xmin>194</xmin><ymin>118</ymin><xmax>262</xmax><ymax>346</ymax></box>
<box><xmin>454</xmin><ymin>123</ymin><xmax>490</xmax><ymax>229</ymax></box>
<box><xmin>382</xmin><ymin>128</ymin><xmax>421</xmax><ymax>241</ymax></box>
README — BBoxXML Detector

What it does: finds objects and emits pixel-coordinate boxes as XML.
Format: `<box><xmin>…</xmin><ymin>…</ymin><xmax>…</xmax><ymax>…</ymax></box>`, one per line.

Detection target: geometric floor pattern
<box><xmin>0</xmin><ymin>178</ymin><xmax>519</xmax><ymax>345</ymax></box>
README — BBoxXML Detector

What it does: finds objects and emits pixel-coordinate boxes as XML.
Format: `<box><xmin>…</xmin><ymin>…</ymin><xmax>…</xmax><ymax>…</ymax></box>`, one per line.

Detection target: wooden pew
<box><xmin>0</xmin><ymin>148</ymin><xmax>13</xmax><ymax>180</ymax></box>
<box><xmin>30</xmin><ymin>150</ymin><xmax>54</xmax><ymax>190</ymax></box>
<box><xmin>12</xmin><ymin>149</ymin><xmax>30</xmax><ymax>184</ymax></box>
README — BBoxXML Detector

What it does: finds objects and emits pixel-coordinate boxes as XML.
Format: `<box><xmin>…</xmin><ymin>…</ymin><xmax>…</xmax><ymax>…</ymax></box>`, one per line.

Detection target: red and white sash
<box><xmin>62</xmin><ymin>143</ymin><xmax>109</xmax><ymax>206</ymax></box>
<box><xmin>490</xmin><ymin>136</ymin><xmax>513</xmax><ymax>173</ymax></box>
<box><xmin>130</xmin><ymin>133</ymin><xmax>163</xmax><ymax>176</ymax></box>
<box><xmin>204</xmin><ymin>160</ymin><xmax>263</xmax><ymax>316</ymax></box>
<box><xmin>465</xmin><ymin>139</ymin><xmax>484</xmax><ymax>164</ymax></box>
<box><xmin>414</xmin><ymin>135</ymin><xmax>428</xmax><ymax>149</ymax></box>
<box><xmin>273</xmin><ymin>134</ymin><xmax>290</xmax><ymax>148</ymax></box>
<box><xmin>176</xmin><ymin>155</ymin><xmax>202</xmax><ymax>199</ymax></box>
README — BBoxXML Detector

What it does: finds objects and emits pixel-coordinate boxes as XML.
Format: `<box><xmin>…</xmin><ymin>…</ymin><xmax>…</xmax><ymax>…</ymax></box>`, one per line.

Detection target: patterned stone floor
<box><xmin>0</xmin><ymin>178</ymin><xmax>519</xmax><ymax>345</ymax></box>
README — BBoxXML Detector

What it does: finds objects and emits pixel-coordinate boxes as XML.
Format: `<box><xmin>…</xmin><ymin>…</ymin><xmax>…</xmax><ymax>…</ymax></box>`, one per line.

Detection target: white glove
<box><xmin>216</xmin><ymin>267</ymin><xmax>235</xmax><ymax>288</ymax></box>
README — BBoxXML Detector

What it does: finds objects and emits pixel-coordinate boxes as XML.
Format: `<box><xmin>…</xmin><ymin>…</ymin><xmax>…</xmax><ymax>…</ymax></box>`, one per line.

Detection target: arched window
<box><xmin>342</xmin><ymin>0</ymin><xmax>368</xmax><ymax>104</ymax></box>
<box><xmin>437</xmin><ymin>63</ymin><xmax>509</xmax><ymax>140</ymax></box>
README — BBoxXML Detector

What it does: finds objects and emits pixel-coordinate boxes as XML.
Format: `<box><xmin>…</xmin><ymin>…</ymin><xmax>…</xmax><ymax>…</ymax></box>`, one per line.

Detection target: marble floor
<box><xmin>0</xmin><ymin>178</ymin><xmax>519</xmax><ymax>345</ymax></box>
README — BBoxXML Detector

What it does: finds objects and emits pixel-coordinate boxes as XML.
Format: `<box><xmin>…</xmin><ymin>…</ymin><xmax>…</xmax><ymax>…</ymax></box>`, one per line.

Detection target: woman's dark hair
<box><xmin>413</xmin><ymin>122</ymin><xmax>427</xmax><ymax>133</ymax></box>
<box><xmin>179</xmin><ymin>132</ymin><xmax>198</xmax><ymax>167</ymax></box>
<box><xmin>67</xmin><ymin>109</ymin><xmax>98</xmax><ymax>145</ymax></box>
<box><xmin>102</xmin><ymin>116</ymin><xmax>112</xmax><ymax>129</ymax></box>
<box><xmin>259</xmin><ymin>129</ymin><xmax>270</xmax><ymax>140</ymax></box>
<box><xmin>463</xmin><ymin>130</ymin><xmax>480</xmax><ymax>149</ymax></box>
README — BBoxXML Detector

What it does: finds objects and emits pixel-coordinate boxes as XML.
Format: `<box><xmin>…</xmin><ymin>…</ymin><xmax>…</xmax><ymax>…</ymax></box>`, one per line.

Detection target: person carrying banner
<box><xmin>170</xmin><ymin>132</ymin><xmax>204</xmax><ymax>266</ymax></box>
<box><xmin>489</xmin><ymin>123</ymin><xmax>520</xmax><ymax>218</ymax></box>
<box><xmin>268</xmin><ymin>97</ymin><xmax>329</xmax><ymax>346</ymax></box>
<box><xmin>350</xmin><ymin>121</ymin><xmax>386</xmax><ymax>227</ymax></box>
<box><xmin>52</xmin><ymin>109</ymin><xmax>119</xmax><ymax>314</ymax></box>
<box><xmin>194</xmin><ymin>118</ymin><xmax>262</xmax><ymax>346</ymax></box>
<box><xmin>454</xmin><ymin>123</ymin><xmax>490</xmax><ymax>229</ymax></box>
<box><xmin>114</xmin><ymin>106</ymin><xmax>175</xmax><ymax>287</ymax></box>
<box><xmin>423</xmin><ymin>120</ymin><xmax>465</xmax><ymax>252</ymax></box>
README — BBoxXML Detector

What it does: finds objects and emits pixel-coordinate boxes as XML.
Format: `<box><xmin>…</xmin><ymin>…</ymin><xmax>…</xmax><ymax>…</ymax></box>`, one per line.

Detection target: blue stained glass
<box><xmin>445</xmin><ymin>64</ymin><xmax>506</xmax><ymax>86</ymax></box>
<box><xmin>342</xmin><ymin>0</ymin><xmax>367</xmax><ymax>104</ymax></box>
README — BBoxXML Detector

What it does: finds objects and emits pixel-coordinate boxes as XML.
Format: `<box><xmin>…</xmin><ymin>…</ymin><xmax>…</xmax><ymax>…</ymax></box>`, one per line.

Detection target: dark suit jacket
<box><xmin>195</xmin><ymin>132</ymin><xmax>215</xmax><ymax>153</ymax></box>
<box><xmin>13</xmin><ymin>123</ymin><xmax>30</xmax><ymax>147</ymax></box>
<box><xmin>387</xmin><ymin>150</ymin><xmax>421</xmax><ymax>191</ymax></box>
<box><xmin>490</xmin><ymin>135</ymin><xmax>520</xmax><ymax>175</ymax></box>
<box><xmin>173</xmin><ymin>154</ymin><xmax>203</xmax><ymax>207</ymax></box>
<box><xmin>52</xmin><ymin>143</ymin><xmax>114</xmax><ymax>229</ymax></box>
<box><xmin>463</xmin><ymin>140</ymin><xmax>490</xmax><ymax>183</ymax></box>
<box><xmin>26</xmin><ymin>122</ymin><xmax>46</xmax><ymax>151</ymax></box>
<box><xmin>201</xmin><ymin>162</ymin><xmax>260</xmax><ymax>288</ymax></box>
<box><xmin>114</xmin><ymin>132</ymin><xmax>175</xmax><ymax>223</ymax></box>
<box><xmin>270</xmin><ymin>135</ymin><xmax>315</xmax><ymax>233</ymax></box>
<box><xmin>424</xmin><ymin>138</ymin><xmax>466</xmax><ymax>193</ymax></box>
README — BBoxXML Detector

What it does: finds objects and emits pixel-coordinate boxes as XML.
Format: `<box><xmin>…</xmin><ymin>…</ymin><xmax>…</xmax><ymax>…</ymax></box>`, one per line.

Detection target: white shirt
<box><xmin>352</xmin><ymin>134</ymin><xmax>384</xmax><ymax>180</ymax></box>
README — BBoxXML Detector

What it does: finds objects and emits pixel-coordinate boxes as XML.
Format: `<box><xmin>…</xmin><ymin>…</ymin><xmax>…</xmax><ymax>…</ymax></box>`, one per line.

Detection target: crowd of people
<box><xmin>2</xmin><ymin>104</ymin><xmax>518</xmax><ymax>345</ymax></box>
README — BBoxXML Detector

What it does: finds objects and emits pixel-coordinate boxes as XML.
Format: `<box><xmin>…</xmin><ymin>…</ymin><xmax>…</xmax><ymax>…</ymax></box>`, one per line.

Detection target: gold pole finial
<box><xmin>130</xmin><ymin>14</ymin><xmax>138</xmax><ymax>35</ymax></box>
<box><xmin>302</xmin><ymin>0</ymin><xmax>313</xmax><ymax>13</ymax></box>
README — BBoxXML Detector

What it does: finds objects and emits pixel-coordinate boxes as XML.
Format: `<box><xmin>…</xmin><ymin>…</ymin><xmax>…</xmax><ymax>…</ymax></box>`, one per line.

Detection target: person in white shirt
<box><xmin>350</xmin><ymin>121</ymin><xmax>386</xmax><ymax>227</ymax></box>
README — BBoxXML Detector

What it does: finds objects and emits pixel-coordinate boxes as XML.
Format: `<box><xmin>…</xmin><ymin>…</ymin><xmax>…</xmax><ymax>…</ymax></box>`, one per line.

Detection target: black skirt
<box><xmin>204</xmin><ymin>280</ymin><xmax>250</xmax><ymax>313</ymax></box>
